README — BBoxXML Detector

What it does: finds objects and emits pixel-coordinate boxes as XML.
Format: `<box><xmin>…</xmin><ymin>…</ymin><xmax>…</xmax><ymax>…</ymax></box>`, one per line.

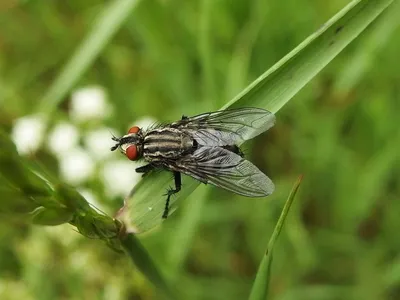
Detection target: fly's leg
<box><xmin>135</xmin><ymin>164</ymin><xmax>155</xmax><ymax>177</ymax></box>
<box><xmin>163</xmin><ymin>172</ymin><xmax>181</xmax><ymax>219</ymax></box>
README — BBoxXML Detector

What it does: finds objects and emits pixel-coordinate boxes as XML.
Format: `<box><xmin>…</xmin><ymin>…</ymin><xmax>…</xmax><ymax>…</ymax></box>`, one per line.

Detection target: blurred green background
<box><xmin>1</xmin><ymin>0</ymin><xmax>400</xmax><ymax>299</ymax></box>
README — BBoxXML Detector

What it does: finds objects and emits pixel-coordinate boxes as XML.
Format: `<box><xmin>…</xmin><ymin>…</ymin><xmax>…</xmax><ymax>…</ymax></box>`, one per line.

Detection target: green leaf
<box><xmin>29</xmin><ymin>206</ymin><xmax>74</xmax><ymax>226</ymax></box>
<box><xmin>56</xmin><ymin>184</ymin><xmax>92</xmax><ymax>212</ymax></box>
<box><xmin>72</xmin><ymin>212</ymin><xmax>121</xmax><ymax>240</ymax></box>
<box><xmin>118</xmin><ymin>172</ymin><xmax>199</xmax><ymax>233</ymax></box>
<box><xmin>0</xmin><ymin>131</ymin><xmax>53</xmax><ymax>197</ymax></box>
<box><xmin>166</xmin><ymin>185</ymin><xmax>209</xmax><ymax>279</ymax></box>
<box><xmin>0</xmin><ymin>130</ymin><xmax>122</xmax><ymax>243</ymax></box>
<box><xmin>0</xmin><ymin>129</ymin><xmax>18</xmax><ymax>155</ymax></box>
<box><xmin>248</xmin><ymin>175</ymin><xmax>303</xmax><ymax>300</ymax></box>
<box><xmin>225</xmin><ymin>0</ymin><xmax>394</xmax><ymax>111</ymax></box>
<box><xmin>0</xmin><ymin>184</ymin><xmax>38</xmax><ymax>216</ymax></box>
<box><xmin>121</xmin><ymin>233</ymin><xmax>176</xmax><ymax>299</ymax></box>
<box><xmin>120</xmin><ymin>0</ymin><xmax>394</xmax><ymax>233</ymax></box>
<box><xmin>333</xmin><ymin>0</ymin><xmax>400</xmax><ymax>95</ymax></box>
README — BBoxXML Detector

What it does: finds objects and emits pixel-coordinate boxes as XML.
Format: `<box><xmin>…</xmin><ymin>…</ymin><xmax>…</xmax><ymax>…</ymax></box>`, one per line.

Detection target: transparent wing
<box><xmin>170</xmin><ymin>107</ymin><xmax>276</xmax><ymax>146</ymax></box>
<box><xmin>170</xmin><ymin>146</ymin><xmax>275</xmax><ymax>197</ymax></box>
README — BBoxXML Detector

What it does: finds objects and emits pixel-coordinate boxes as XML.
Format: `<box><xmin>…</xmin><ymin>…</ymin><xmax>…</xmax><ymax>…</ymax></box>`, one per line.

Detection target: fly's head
<box><xmin>111</xmin><ymin>126</ymin><xmax>144</xmax><ymax>161</ymax></box>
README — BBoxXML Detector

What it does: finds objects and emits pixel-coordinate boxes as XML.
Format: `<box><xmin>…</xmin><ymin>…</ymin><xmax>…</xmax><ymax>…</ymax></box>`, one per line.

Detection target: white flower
<box><xmin>59</xmin><ymin>147</ymin><xmax>95</xmax><ymax>185</ymax></box>
<box><xmin>70</xmin><ymin>86</ymin><xmax>110</xmax><ymax>122</ymax></box>
<box><xmin>101</xmin><ymin>159</ymin><xmax>141</xmax><ymax>198</ymax></box>
<box><xmin>11</xmin><ymin>114</ymin><xmax>46</xmax><ymax>155</ymax></box>
<box><xmin>47</xmin><ymin>122</ymin><xmax>79</xmax><ymax>157</ymax></box>
<box><xmin>84</xmin><ymin>127</ymin><xmax>116</xmax><ymax>162</ymax></box>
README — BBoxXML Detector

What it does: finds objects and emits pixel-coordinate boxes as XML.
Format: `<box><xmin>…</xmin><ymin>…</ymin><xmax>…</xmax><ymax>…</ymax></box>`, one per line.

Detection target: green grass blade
<box><xmin>333</xmin><ymin>0</ymin><xmax>400</xmax><ymax>95</ymax></box>
<box><xmin>118</xmin><ymin>173</ymin><xmax>200</xmax><ymax>233</ymax></box>
<box><xmin>120</xmin><ymin>0</ymin><xmax>393</xmax><ymax>233</ymax></box>
<box><xmin>166</xmin><ymin>186</ymin><xmax>209</xmax><ymax>279</ymax></box>
<box><xmin>37</xmin><ymin>0</ymin><xmax>139</xmax><ymax>116</ymax></box>
<box><xmin>248</xmin><ymin>175</ymin><xmax>303</xmax><ymax>300</ymax></box>
<box><xmin>121</xmin><ymin>233</ymin><xmax>176</xmax><ymax>299</ymax></box>
<box><xmin>225</xmin><ymin>0</ymin><xmax>394</xmax><ymax>112</ymax></box>
<box><xmin>199</xmin><ymin>0</ymin><xmax>218</xmax><ymax>107</ymax></box>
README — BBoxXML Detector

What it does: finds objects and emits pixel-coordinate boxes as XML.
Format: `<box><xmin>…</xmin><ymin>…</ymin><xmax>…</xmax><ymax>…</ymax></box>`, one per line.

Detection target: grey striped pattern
<box><xmin>143</xmin><ymin>128</ymin><xmax>193</xmax><ymax>160</ymax></box>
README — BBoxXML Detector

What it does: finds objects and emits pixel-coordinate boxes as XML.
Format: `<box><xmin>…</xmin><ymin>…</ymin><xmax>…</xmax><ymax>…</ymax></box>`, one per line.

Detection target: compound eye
<box><xmin>128</xmin><ymin>126</ymin><xmax>140</xmax><ymax>134</ymax></box>
<box><xmin>125</xmin><ymin>145</ymin><xmax>138</xmax><ymax>161</ymax></box>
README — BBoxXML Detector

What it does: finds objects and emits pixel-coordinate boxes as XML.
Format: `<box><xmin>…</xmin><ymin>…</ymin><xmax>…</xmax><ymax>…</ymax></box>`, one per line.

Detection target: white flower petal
<box><xmin>84</xmin><ymin>127</ymin><xmax>116</xmax><ymax>161</ymax></box>
<box><xmin>101</xmin><ymin>160</ymin><xmax>141</xmax><ymax>198</ymax></box>
<box><xmin>47</xmin><ymin>122</ymin><xmax>79</xmax><ymax>157</ymax></box>
<box><xmin>59</xmin><ymin>147</ymin><xmax>95</xmax><ymax>185</ymax></box>
<box><xmin>11</xmin><ymin>114</ymin><xmax>46</xmax><ymax>155</ymax></box>
<box><xmin>70</xmin><ymin>86</ymin><xmax>110</xmax><ymax>122</ymax></box>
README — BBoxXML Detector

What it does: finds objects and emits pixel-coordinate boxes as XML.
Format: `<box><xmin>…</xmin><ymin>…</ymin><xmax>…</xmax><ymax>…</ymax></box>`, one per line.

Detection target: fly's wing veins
<box><xmin>171</xmin><ymin>146</ymin><xmax>274</xmax><ymax>197</ymax></box>
<box><xmin>170</xmin><ymin>107</ymin><xmax>276</xmax><ymax>146</ymax></box>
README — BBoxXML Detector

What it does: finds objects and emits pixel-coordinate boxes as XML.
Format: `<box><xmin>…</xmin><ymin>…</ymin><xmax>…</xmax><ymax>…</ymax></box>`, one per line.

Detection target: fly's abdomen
<box><xmin>143</xmin><ymin>128</ymin><xmax>194</xmax><ymax>160</ymax></box>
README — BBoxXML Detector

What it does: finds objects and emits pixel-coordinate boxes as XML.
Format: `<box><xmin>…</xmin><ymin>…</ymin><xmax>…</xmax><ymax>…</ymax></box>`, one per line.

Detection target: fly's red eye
<box><xmin>125</xmin><ymin>145</ymin><xmax>138</xmax><ymax>161</ymax></box>
<box><xmin>128</xmin><ymin>126</ymin><xmax>140</xmax><ymax>134</ymax></box>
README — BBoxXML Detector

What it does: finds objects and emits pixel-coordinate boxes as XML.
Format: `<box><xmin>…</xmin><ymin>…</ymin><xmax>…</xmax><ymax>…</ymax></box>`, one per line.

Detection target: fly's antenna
<box><xmin>110</xmin><ymin>131</ymin><xmax>121</xmax><ymax>151</ymax></box>
<box><xmin>110</xmin><ymin>138</ymin><xmax>120</xmax><ymax>151</ymax></box>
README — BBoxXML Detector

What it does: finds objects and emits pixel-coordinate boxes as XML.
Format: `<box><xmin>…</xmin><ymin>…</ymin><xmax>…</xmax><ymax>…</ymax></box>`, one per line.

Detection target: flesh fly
<box><xmin>111</xmin><ymin>107</ymin><xmax>276</xmax><ymax>218</ymax></box>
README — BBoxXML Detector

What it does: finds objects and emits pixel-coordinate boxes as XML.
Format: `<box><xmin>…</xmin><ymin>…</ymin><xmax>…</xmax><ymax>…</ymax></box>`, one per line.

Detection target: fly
<box><xmin>111</xmin><ymin>107</ymin><xmax>276</xmax><ymax>219</ymax></box>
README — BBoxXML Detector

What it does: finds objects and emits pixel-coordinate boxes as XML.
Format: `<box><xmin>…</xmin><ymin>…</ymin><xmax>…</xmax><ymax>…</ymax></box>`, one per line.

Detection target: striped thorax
<box><xmin>143</xmin><ymin>128</ymin><xmax>194</xmax><ymax>161</ymax></box>
<box><xmin>110</xmin><ymin>126</ymin><xmax>195</xmax><ymax>162</ymax></box>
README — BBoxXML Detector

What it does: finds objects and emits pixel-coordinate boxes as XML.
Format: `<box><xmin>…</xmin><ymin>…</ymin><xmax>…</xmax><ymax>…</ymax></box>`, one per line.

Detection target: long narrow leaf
<box><xmin>248</xmin><ymin>175</ymin><xmax>303</xmax><ymax>300</ymax></box>
<box><xmin>121</xmin><ymin>233</ymin><xmax>176</xmax><ymax>299</ymax></box>
<box><xmin>226</xmin><ymin>0</ymin><xmax>394</xmax><ymax>111</ymax></box>
<box><xmin>119</xmin><ymin>0</ymin><xmax>393</xmax><ymax>233</ymax></box>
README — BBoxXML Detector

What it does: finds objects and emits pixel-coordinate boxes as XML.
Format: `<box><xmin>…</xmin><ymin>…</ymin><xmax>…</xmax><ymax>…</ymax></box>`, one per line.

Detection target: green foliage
<box><xmin>0</xmin><ymin>0</ymin><xmax>399</xmax><ymax>299</ymax></box>
<box><xmin>0</xmin><ymin>130</ymin><xmax>121</xmax><ymax>244</ymax></box>
<box><xmin>123</xmin><ymin>0</ymin><xmax>394</xmax><ymax>234</ymax></box>
<box><xmin>249</xmin><ymin>175</ymin><xmax>303</xmax><ymax>300</ymax></box>
<box><xmin>0</xmin><ymin>131</ymin><xmax>172</xmax><ymax>296</ymax></box>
